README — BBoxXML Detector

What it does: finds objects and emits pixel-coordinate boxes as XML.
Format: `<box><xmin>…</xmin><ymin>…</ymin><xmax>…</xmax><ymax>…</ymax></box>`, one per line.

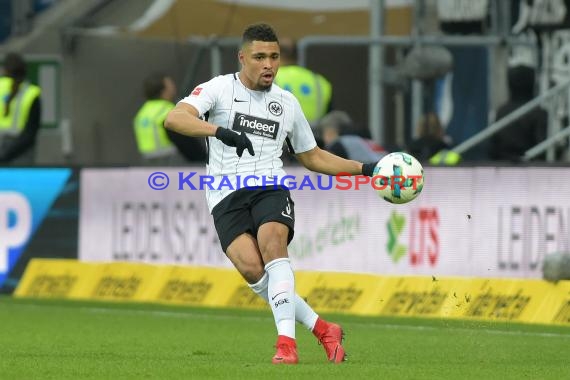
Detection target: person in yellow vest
<box><xmin>134</xmin><ymin>73</ymin><xmax>206</xmax><ymax>165</ymax></box>
<box><xmin>133</xmin><ymin>73</ymin><xmax>180</xmax><ymax>165</ymax></box>
<box><xmin>274</xmin><ymin>38</ymin><xmax>333</xmax><ymax>127</ymax></box>
<box><xmin>429</xmin><ymin>149</ymin><xmax>461</xmax><ymax>165</ymax></box>
<box><xmin>407</xmin><ymin>112</ymin><xmax>461</xmax><ymax>165</ymax></box>
<box><xmin>0</xmin><ymin>52</ymin><xmax>41</xmax><ymax>165</ymax></box>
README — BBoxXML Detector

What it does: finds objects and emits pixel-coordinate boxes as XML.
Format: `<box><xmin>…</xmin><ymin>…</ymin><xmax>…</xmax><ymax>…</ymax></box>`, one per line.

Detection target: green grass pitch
<box><xmin>1</xmin><ymin>296</ymin><xmax>569</xmax><ymax>379</ymax></box>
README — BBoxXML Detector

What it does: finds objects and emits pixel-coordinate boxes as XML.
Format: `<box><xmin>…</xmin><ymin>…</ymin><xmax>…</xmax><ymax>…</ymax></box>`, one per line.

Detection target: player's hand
<box><xmin>215</xmin><ymin>127</ymin><xmax>255</xmax><ymax>157</ymax></box>
<box><xmin>361</xmin><ymin>161</ymin><xmax>379</xmax><ymax>177</ymax></box>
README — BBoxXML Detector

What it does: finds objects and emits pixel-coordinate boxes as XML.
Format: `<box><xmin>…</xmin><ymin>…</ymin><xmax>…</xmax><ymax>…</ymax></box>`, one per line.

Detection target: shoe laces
<box><xmin>319</xmin><ymin>335</ymin><xmax>338</xmax><ymax>345</ymax></box>
<box><xmin>275</xmin><ymin>343</ymin><xmax>295</xmax><ymax>354</ymax></box>
<box><xmin>318</xmin><ymin>327</ymin><xmax>340</xmax><ymax>345</ymax></box>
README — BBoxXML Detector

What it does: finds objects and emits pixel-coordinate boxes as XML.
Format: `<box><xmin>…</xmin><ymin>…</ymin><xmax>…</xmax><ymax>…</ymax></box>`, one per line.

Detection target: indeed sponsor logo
<box><xmin>238</xmin><ymin>115</ymin><xmax>277</xmax><ymax>132</ymax></box>
<box><xmin>233</xmin><ymin>112</ymin><xmax>279</xmax><ymax>139</ymax></box>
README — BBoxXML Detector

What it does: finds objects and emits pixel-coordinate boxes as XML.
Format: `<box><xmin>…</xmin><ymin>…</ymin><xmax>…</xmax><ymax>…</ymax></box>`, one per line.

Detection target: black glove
<box><xmin>215</xmin><ymin>127</ymin><xmax>255</xmax><ymax>157</ymax></box>
<box><xmin>362</xmin><ymin>162</ymin><xmax>379</xmax><ymax>177</ymax></box>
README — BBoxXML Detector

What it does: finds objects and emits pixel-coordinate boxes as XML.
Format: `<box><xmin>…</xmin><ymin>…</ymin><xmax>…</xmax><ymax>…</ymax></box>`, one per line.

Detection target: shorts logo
<box><xmin>268</xmin><ymin>101</ymin><xmax>283</xmax><ymax>116</ymax></box>
<box><xmin>281</xmin><ymin>197</ymin><xmax>293</xmax><ymax>220</ymax></box>
<box><xmin>232</xmin><ymin>112</ymin><xmax>280</xmax><ymax>140</ymax></box>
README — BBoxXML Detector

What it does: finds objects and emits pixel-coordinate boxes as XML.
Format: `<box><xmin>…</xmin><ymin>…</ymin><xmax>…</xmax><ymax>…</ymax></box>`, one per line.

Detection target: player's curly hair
<box><xmin>242</xmin><ymin>23</ymin><xmax>279</xmax><ymax>45</ymax></box>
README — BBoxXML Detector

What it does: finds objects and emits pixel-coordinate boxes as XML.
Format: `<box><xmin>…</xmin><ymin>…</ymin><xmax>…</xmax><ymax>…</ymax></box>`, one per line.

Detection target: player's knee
<box><xmin>258</xmin><ymin>238</ymin><xmax>287</xmax><ymax>262</ymax></box>
<box><xmin>242</xmin><ymin>270</ymin><xmax>262</xmax><ymax>284</ymax></box>
<box><xmin>227</xmin><ymin>256</ymin><xmax>263</xmax><ymax>283</ymax></box>
<box><xmin>239</xmin><ymin>263</ymin><xmax>265</xmax><ymax>284</ymax></box>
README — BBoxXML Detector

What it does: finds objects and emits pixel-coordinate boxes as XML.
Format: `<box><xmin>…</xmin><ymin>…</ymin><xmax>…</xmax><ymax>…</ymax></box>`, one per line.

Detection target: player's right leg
<box><xmin>256</xmin><ymin>222</ymin><xmax>298</xmax><ymax>364</ymax></box>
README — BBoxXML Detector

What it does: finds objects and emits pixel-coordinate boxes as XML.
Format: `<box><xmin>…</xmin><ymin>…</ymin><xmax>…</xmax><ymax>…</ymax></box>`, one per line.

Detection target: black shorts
<box><xmin>212</xmin><ymin>187</ymin><xmax>295</xmax><ymax>252</ymax></box>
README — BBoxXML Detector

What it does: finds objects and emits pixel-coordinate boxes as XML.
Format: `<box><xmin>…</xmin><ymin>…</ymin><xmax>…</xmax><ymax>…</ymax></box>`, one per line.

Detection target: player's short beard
<box><xmin>257</xmin><ymin>81</ymin><xmax>272</xmax><ymax>91</ymax></box>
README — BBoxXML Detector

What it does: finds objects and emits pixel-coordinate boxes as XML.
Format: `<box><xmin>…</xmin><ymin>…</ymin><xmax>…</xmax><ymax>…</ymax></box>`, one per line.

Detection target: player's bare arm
<box><xmin>295</xmin><ymin>146</ymin><xmax>365</xmax><ymax>176</ymax></box>
<box><xmin>164</xmin><ymin>102</ymin><xmax>217</xmax><ymax>137</ymax></box>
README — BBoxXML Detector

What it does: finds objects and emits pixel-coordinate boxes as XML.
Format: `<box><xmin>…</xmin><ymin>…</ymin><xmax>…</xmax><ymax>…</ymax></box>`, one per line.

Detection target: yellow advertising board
<box><xmin>149</xmin><ymin>266</ymin><xmax>244</xmax><ymax>307</ymax></box>
<box><xmin>14</xmin><ymin>259</ymin><xmax>97</xmax><ymax>299</ymax></box>
<box><xmin>14</xmin><ymin>259</ymin><xmax>570</xmax><ymax>326</ymax></box>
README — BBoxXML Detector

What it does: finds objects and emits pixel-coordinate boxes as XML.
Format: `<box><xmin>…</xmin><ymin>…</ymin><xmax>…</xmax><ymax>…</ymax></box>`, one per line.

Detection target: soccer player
<box><xmin>165</xmin><ymin>23</ymin><xmax>378</xmax><ymax>364</ymax></box>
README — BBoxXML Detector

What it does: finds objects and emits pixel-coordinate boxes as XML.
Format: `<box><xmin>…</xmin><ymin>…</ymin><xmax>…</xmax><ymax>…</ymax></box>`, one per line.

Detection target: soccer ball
<box><xmin>373</xmin><ymin>152</ymin><xmax>424</xmax><ymax>204</ymax></box>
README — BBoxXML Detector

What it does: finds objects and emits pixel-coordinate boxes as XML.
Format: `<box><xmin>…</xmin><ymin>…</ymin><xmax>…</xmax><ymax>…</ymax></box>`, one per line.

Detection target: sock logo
<box><xmin>274</xmin><ymin>298</ymin><xmax>290</xmax><ymax>308</ymax></box>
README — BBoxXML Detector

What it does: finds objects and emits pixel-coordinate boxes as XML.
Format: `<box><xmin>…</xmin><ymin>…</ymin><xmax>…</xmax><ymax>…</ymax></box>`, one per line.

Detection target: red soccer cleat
<box><xmin>272</xmin><ymin>335</ymin><xmax>298</xmax><ymax>365</ymax></box>
<box><xmin>313</xmin><ymin>318</ymin><xmax>346</xmax><ymax>363</ymax></box>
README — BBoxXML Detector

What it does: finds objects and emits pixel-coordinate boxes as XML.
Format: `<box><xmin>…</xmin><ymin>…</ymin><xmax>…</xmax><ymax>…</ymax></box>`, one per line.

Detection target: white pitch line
<box><xmin>6</xmin><ymin>302</ymin><xmax>570</xmax><ymax>339</ymax></box>
<box><xmin>374</xmin><ymin>322</ymin><xmax>570</xmax><ymax>339</ymax></box>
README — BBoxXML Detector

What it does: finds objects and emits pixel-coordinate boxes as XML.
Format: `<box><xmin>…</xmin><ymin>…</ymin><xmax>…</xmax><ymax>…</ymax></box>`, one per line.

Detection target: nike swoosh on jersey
<box><xmin>234</xmin><ymin>98</ymin><xmax>248</xmax><ymax>102</ymax></box>
<box><xmin>281</xmin><ymin>211</ymin><xmax>293</xmax><ymax>220</ymax></box>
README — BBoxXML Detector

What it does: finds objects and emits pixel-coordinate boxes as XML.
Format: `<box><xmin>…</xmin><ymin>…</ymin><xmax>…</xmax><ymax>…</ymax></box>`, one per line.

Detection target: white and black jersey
<box><xmin>179</xmin><ymin>73</ymin><xmax>317</xmax><ymax>212</ymax></box>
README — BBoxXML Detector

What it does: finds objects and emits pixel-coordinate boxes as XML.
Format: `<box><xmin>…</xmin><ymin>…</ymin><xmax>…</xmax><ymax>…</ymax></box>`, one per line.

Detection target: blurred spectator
<box><xmin>0</xmin><ymin>52</ymin><xmax>41</xmax><ymax>165</ymax></box>
<box><xmin>133</xmin><ymin>72</ymin><xmax>205</xmax><ymax>165</ymax></box>
<box><xmin>488</xmin><ymin>65</ymin><xmax>547</xmax><ymax>162</ymax></box>
<box><xmin>275</xmin><ymin>37</ymin><xmax>333</xmax><ymax>127</ymax></box>
<box><xmin>317</xmin><ymin>110</ymin><xmax>386</xmax><ymax>162</ymax></box>
<box><xmin>34</xmin><ymin>0</ymin><xmax>59</xmax><ymax>14</ymax></box>
<box><xmin>407</xmin><ymin>112</ymin><xmax>460</xmax><ymax>165</ymax></box>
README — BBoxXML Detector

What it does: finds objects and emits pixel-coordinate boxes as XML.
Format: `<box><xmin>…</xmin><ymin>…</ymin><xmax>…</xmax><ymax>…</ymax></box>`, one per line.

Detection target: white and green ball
<box><xmin>373</xmin><ymin>152</ymin><xmax>424</xmax><ymax>204</ymax></box>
